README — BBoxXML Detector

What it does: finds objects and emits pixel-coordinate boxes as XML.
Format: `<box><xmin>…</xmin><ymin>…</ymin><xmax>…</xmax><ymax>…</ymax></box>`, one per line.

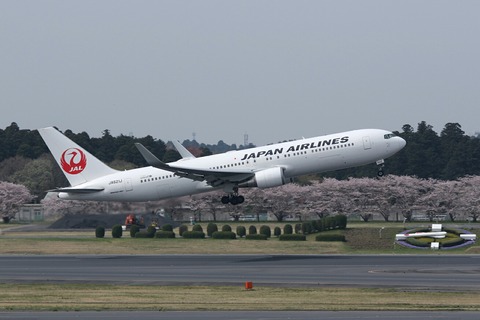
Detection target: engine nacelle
<box><xmin>242</xmin><ymin>167</ymin><xmax>287</xmax><ymax>189</ymax></box>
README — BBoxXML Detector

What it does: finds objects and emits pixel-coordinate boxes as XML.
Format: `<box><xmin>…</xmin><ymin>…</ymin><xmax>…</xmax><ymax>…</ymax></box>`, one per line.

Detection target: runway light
<box><xmin>245</xmin><ymin>281</ymin><xmax>253</xmax><ymax>290</ymax></box>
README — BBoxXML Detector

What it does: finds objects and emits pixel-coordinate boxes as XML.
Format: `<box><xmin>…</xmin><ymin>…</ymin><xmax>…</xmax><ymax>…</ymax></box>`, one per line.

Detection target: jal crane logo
<box><xmin>60</xmin><ymin>148</ymin><xmax>87</xmax><ymax>175</ymax></box>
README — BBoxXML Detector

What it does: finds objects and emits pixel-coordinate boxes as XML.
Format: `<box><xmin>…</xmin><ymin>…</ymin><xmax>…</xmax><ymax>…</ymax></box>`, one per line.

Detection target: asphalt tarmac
<box><xmin>1</xmin><ymin>311</ymin><xmax>480</xmax><ymax>320</ymax></box>
<box><xmin>1</xmin><ymin>254</ymin><xmax>479</xmax><ymax>289</ymax></box>
<box><xmin>1</xmin><ymin>254</ymin><xmax>480</xmax><ymax>319</ymax></box>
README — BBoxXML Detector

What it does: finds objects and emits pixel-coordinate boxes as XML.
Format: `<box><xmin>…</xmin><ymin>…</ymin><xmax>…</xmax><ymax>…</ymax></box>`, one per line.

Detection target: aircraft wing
<box><xmin>171</xmin><ymin>140</ymin><xmax>196</xmax><ymax>159</ymax></box>
<box><xmin>135</xmin><ymin>143</ymin><xmax>254</xmax><ymax>187</ymax></box>
<box><xmin>172</xmin><ymin>166</ymin><xmax>254</xmax><ymax>187</ymax></box>
<box><xmin>134</xmin><ymin>143</ymin><xmax>169</xmax><ymax>169</ymax></box>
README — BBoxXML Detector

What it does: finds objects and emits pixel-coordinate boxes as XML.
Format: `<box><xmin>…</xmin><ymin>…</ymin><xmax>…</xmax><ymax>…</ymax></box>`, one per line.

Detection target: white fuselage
<box><xmin>58</xmin><ymin>129</ymin><xmax>405</xmax><ymax>201</ymax></box>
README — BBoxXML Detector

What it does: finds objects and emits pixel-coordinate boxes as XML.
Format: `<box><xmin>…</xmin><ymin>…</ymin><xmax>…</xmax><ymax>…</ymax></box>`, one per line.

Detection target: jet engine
<box><xmin>241</xmin><ymin>167</ymin><xmax>288</xmax><ymax>189</ymax></box>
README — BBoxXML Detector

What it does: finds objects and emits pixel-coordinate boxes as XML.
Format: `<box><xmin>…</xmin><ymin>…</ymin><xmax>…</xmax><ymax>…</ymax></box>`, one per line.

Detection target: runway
<box><xmin>2</xmin><ymin>254</ymin><xmax>480</xmax><ymax>319</ymax></box>
<box><xmin>1</xmin><ymin>254</ymin><xmax>479</xmax><ymax>289</ymax></box>
<box><xmin>1</xmin><ymin>311</ymin><xmax>480</xmax><ymax>320</ymax></box>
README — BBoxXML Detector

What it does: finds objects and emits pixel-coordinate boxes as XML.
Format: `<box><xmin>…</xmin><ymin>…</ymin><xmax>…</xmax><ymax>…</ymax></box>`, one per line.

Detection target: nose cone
<box><xmin>396</xmin><ymin>137</ymin><xmax>407</xmax><ymax>150</ymax></box>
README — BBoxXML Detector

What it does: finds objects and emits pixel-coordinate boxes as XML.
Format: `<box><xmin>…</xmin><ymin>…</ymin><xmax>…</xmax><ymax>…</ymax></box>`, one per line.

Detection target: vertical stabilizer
<box><xmin>38</xmin><ymin>127</ymin><xmax>118</xmax><ymax>186</ymax></box>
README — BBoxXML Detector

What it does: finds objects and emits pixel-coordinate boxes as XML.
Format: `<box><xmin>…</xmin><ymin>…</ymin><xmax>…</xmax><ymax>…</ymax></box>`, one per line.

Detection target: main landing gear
<box><xmin>221</xmin><ymin>194</ymin><xmax>245</xmax><ymax>205</ymax></box>
<box><xmin>376</xmin><ymin>159</ymin><xmax>385</xmax><ymax>177</ymax></box>
<box><xmin>221</xmin><ymin>186</ymin><xmax>245</xmax><ymax>205</ymax></box>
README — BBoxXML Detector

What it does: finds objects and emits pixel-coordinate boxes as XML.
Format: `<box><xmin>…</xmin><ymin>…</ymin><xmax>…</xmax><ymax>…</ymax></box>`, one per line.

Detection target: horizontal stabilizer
<box><xmin>50</xmin><ymin>187</ymin><xmax>104</xmax><ymax>193</ymax></box>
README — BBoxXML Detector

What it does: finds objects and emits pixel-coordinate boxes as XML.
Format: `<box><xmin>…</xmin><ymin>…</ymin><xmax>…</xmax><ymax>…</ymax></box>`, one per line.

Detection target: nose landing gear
<box><xmin>376</xmin><ymin>159</ymin><xmax>385</xmax><ymax>177</ymax></box>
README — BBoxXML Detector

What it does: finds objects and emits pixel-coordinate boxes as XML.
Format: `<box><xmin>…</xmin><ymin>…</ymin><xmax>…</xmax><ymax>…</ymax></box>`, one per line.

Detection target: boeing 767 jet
<box><xmin>38</xmin><ymin>127</ymin><xmax>406</xmax><ymax>204</ymax></box>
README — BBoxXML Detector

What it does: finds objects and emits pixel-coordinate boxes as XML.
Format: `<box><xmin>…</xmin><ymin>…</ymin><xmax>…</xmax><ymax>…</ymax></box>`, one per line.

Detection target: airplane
<box><xmin>38</xmin><ymin>127</ymin><xmax>406</xmax><ymax>205</ymax></box>
<box><xmin>395</xmin><ymin>231</ymin><xmax>447</xmax><ymax>241</ymax></box>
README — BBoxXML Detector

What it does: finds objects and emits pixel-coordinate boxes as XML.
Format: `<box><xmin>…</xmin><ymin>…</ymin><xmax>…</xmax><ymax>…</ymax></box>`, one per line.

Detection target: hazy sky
<box><xmin>1</xmin><ymin>1</ymin><xmax>479</xmax><ymax>145</ymax></box>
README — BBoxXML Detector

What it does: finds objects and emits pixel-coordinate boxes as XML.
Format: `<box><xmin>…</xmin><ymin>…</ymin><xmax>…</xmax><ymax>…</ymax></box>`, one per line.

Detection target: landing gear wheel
<box><xmin>221</xmin><ymin>194</ymin><xmax>245</xmax><ymax>205</ymax></box>
<box><xmin>236</xmin><ymin>195</ymin><xmax>245</xmax><ymax>204</ymax></box>
<box><xmin>376</xmin><ymin>159</ymin><xmax>385</xmax><ymax>178</ymax></box>
<box><xmin>221</xmin><ymin>196</ymin><xmax>230</xmax><ymax>204</ymax></box>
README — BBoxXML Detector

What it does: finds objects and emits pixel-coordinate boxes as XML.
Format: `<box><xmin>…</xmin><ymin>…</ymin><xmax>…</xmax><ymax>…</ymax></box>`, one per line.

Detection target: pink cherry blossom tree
<box><xmin>419</xmin><ymin>179</ymin><xmax>461</xmax><ymax>221</ymax></box>
<box><xmin>184</xmin><ymin>195</ymin><xmax>207</xmax><ymax>222</ymax></box>
<box><xmin>455</xmin><ymin>176</ymin><xmax>480</xmax><ymax>222</ymax></box>
<box><xmin>308</xmin><ymin>179</ymin><xmax>351</xmax><ymax>218</ymax></box>
<box><xmin>373</xmin><ymin>175</ymin><xmax>424</xmax><ymax>222</ymax></box>
<box><xmin>228</xmin><ymin>202</ymin><xmax>243</xmax><ymax>221</ymax></box>
<box><xmin>197</xmin><ymin>190</ymin><xmax>225</xmax><ymax>221</ymax></box>
<box><xmin>160</xmin><ymin>197</ymin><xmax>184</xmax><ymax>220</ymax></box>
<box><xmin>347</xmin><ymin>177</ymin><xmax>378</xmax><ymax>222</ymax></box>
<box><xmin>388</xmin><ymin>175</ymin><xmax>427</xmax><ymax>222</ymax></box>
<box><xmin>0</xmin><ymin>181</ymin><xmax>34</xmax><ymax>222</ymax></box>
<box><xmin>262</xmin><ymin>184</ymin><xmax>302</xmax><ymax>221</ymax></box>
<box><xmin>41</xmin><ymin>194</ymin><xmax>106</xmax><ymax>217</ymax></box>
<box><xmin>241</xmin><ymin>188</ymin><xmax>267</xmax><ymax>221</ymax></box>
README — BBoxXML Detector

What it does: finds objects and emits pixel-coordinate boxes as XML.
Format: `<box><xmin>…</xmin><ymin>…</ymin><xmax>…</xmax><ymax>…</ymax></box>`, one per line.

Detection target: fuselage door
<box><xmin>362</xmin><ymin>136</ymin><xmax>371</xmax><ymax>150</ymax></box>
<box><xmin>125</xmin><ymin>178</ymin><xmax>133</xmax><ymax>192</ymax></box>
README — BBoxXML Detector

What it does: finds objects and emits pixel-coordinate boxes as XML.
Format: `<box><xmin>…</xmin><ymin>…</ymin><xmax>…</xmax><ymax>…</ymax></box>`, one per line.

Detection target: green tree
<box><xmin>112</xmin><ymin>225</ymin><xmax>123</xmax><ymax>238</ymax></box>
<box><xmin>9</xmin><ymin>156</ymin><xmax>56</xmax><ymax>199</ymax></box>
<box><xmin>0</xmin><ymin>156</ymin><xmax>30</xmax><ymax>181</ymax></box>
<box><xmin>93</xmin><ymin>129</ymin><xmax>117</xmax><ymax>163</ymax></box>
<box><xmin>207</xmin><ymin>223</ymin><xmax>218</xmax><ymax>237</ymax></box>
<box><xmin>163</xmin><ymin>149</ymin><xmax>181</xmax><ymax>163</ymax></box>
<box><xmin>136</xmin><ymin>135</ymin><xmax>167</xmax><ymax>164</ymax></box>
<box><xmin>440</xmin><ymin>123</ymin><xmax>470</xmax><ymax>179</ymax></box>
<box><xmin>403</xmin><ymin>121</ymin><xmax>442</xmax><ymax>178</ymax></box>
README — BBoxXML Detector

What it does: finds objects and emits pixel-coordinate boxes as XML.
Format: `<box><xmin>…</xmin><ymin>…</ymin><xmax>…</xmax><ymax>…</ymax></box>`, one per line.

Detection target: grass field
<box><xmin>1</xmin><ymin>221</ymin><xmax>480</xmax><ymax>311</ymax></box>
<box><xmin>0</xmin><ymin>221</ymin><xmax>479</xmax><ymax>255</ymax></box>
<box><xmin>1</xmin><ymin>284</ymin><xmax>480</xmax><ymax>311</ymax></box>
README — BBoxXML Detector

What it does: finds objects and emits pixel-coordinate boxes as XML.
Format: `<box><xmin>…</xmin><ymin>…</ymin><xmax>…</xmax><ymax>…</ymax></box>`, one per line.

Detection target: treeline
<box><xmin>0</xmin><ymin>122</ymin><xmax>170</xmax><ymax>166</ymax></box>
<box><xmin>0</xmin><ymin>122</ymin><xmax>253</xmax><ymax>166</ymax></box>
<box><xmin>0</xmin><ymin>123</ymin><xmax>253</xmax><ymax>198</ymax></box>
<box><xmin>1</xmin><ymin>121</ymin><xmax>480</xmax><ymax>188</ymax></box>
<box><xmin>323</xmin><ymin>121</ymin><xmax>480</xmax><ymax>181</ymax></box>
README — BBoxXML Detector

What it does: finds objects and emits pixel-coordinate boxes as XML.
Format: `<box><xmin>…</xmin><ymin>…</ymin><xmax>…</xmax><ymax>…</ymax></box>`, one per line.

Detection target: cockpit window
<box><xmin>384</xmin><ymin>133</ymin><xmax>396</xmax><ymax>139</ymax></box>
